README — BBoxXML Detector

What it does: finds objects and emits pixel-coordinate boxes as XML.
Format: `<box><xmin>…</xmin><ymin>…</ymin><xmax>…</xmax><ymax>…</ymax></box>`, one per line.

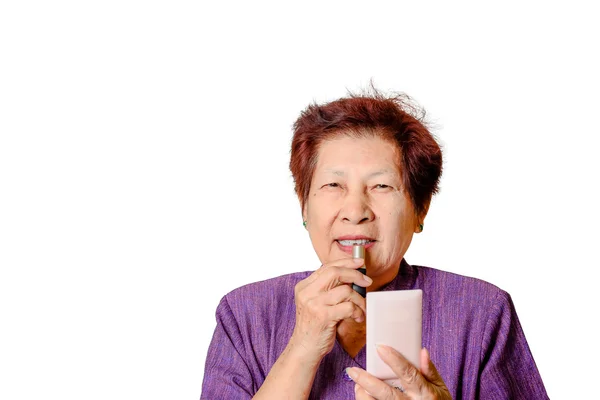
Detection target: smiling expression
<box><xmin>302</xmin><ymin>133</ymin><xmax>425</xmax><ymax>288</ymax></box>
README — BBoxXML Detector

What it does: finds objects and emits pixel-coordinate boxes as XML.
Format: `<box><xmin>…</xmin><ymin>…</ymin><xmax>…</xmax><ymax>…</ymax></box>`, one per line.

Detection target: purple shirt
<box><xmin>201</xmin><ymin>260</ymin><xmax>548</xmax><ymax>399</ymax></box>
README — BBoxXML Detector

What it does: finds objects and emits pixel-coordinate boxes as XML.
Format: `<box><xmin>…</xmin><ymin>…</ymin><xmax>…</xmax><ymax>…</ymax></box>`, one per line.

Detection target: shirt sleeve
<box><xmin>478</xmin><ymin>290</ymin><xmax>549</xmax><ymax>399</ymax></box>
<box><xmin>200</xmin><ymin>296</ymin><xmax>255</xmax><ymax>400</ymax></box>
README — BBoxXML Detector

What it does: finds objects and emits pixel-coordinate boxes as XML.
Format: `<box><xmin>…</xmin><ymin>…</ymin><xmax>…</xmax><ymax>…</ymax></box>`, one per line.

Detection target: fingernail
<box><xmin>363</xmin><ymin>275</ymin><xmax>373</xmax><ymax>284</ymax></box>
<box><xmin>353</xmin><ymin>258</ymin><xmax>364</xmax><ymax>264</ymax></box>
<box><xmin>345</xmin><ymin>367</ymin><xmax>358</xmax><ymax>381</ymax></box>
<box><xmin>376</xmin><ymin>344</ymin><xmax>390</xmax><ymax>354</ymax></box>
<box><xmin>343</xmin><ymin>368</ymin><xmax>354</xmax><ymax>382</ymax></box>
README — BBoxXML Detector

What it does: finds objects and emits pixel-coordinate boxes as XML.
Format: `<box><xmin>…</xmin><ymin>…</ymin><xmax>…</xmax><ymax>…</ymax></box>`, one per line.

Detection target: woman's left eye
<box><xmin>374</xmin><ymin>184</ymin><xmax>391</xmax><ymax>189</ymax></box>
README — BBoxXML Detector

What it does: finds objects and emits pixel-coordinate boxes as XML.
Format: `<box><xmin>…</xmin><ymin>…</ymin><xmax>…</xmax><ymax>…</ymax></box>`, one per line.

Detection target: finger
<box><xmin>316</xmin><ymin>264</ymin><xmax>372</xmax><ymax>292</ymax></box>
<box><xmin>322</xmin><ymin>284</ymin><xmax>367</xmax><ymax>318</ymax></box>
<box><xmin>346</xmin><ymin>367</ymin><xmax>407</xmax><ymax>400</ymax></box>
<box><xmin>354</xmin><ymin>383</ymin><xmax>376</xmax><ymax>400</ymax></box>
<box><xmin>323</xmin><ymin>285</ymin><xmax>367</xmax><ymax>323</ymax></box>
<box><xmin>420</xmin><ymin>348</ymin><xmax>451</xmax><ymax>396</ymax></box>
<box><xmin>294</xmin><ymin>262</ymin><xmax>332</xmax><ymax>293</ymax></box>
<box><xmin>327</xmin><ymin>301</ymin><xmax>364</xmax><ymax>323</ymax></box>
<box><xmin>376</xmin><ymin>345</ymin><xmax>427</xmax><ymax>395</ymax></box>
<box><xmin>295</xmin><ymin>260</ymin><xmax>371</xmax><ymax>303</ymax></box>
<box><xmin>322</xmin><ymin>256</ymin><xmax>366</xmax><ymax>270</ymax></box>
<box><xmin>420</xmin><ymin>348</ymin><xmax>444</xmax><ymax>386</ymax></box>
<box><xmin>303</xmin><ymin>257</ymin><xmax>367</xmax><ymax>286</ymax></box>
<box><xmin>295</xmin><ymin>266</ymin><xmax>326</xmax><ymax>291</ymax></box>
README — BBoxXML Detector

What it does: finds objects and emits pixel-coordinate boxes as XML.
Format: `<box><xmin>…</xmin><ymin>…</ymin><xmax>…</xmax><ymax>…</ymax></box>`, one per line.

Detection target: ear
<box><xmin>416</xmin><ymin>197</ymin><xmax>432</xmax><ymax>230</ymax></box>
<box><xmin>298</xmin><ymin>193</ymin><xmax>307</xmax><ymax>221</ymax></box>
<box><xmin>420</xmin><ymin>197</ymin><xmax>431</xmax><ymax>220</ymax></box>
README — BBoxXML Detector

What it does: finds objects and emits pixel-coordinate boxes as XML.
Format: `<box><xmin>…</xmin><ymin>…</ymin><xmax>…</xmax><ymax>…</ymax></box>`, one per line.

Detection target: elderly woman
<box><xmin>200</xmin><ymin>92</ymin><xmax>548</xmax><ymax>399</ymax></box>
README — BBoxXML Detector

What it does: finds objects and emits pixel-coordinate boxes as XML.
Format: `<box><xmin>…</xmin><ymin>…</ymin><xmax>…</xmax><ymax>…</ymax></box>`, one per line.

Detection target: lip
<box><xmin>336</xmin><ymin>235</ymin><xmax>376</xmax><ymax>241</ymax></box>
<box><xmin>335</xmin><ymin>235</ymin><xmax>377</xmax><ymax>254</ymax></box>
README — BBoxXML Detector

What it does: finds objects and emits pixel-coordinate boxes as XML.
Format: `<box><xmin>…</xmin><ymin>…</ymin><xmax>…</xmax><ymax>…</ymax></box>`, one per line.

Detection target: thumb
<box><xmin>420</xmin><ymin>348</ymin><xmax>445</xmax><ymax>386</ymax></box>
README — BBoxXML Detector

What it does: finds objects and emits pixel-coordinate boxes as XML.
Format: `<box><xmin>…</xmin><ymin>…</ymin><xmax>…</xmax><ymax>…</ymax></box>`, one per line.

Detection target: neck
<box><xmin>367</xmin><ymin>262</ymin><xmax>400</xmax><ymax>292</ymax></box>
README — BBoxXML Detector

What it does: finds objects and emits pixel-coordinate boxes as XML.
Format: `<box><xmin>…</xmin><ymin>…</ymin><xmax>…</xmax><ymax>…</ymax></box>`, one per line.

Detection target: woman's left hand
<box><xmin>347</xmin><ymin>345</ymin><xmax>451</xmax><ymax>400</ymax></box>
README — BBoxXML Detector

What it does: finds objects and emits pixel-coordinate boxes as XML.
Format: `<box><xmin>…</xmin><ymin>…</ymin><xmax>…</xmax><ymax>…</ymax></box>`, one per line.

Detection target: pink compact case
<box><xmin>366</xmin><ymin>289</ymin><xmax>422</xmax><ymax>384</ymax></box>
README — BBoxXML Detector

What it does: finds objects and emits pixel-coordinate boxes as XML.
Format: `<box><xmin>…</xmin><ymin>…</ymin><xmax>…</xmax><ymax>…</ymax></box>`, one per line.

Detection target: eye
<box><xmin>320</xmin><ymin>182</ymin><xmax>342</xmax><ymax>191</ymax></box>
<box><xmin>374</xmin><ymin>184</ymin><xmax>392</xmax><ymax>189</ymax></box>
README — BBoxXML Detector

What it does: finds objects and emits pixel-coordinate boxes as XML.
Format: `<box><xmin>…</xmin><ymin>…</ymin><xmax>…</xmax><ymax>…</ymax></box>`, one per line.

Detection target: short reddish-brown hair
<box><xmin>290</xmin><ymin>91</ymin><xmax>443</xmax><ymax>218</ymax></box>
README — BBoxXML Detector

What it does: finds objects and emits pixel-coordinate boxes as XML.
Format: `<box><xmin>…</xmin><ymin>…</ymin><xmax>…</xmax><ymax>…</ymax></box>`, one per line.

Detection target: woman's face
<box><xmin>303</xmin><ymin>134</ymin><xmax>424</xmax><ymax>286</ymax></box>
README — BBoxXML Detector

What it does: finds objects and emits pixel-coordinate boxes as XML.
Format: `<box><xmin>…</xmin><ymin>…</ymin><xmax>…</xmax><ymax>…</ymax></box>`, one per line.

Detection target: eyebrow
<box><xmin>324</xmin><ymin>169</ymin><xmax>396</xmax><ymax>179</ymax></box>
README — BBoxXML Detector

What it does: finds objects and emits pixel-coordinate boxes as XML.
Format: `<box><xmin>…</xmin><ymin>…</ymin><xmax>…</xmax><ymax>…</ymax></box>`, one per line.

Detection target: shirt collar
<box><xmin>378</xmin><ymin>258</ymin><xmax>418</xmax><ymax>291</ymax></box>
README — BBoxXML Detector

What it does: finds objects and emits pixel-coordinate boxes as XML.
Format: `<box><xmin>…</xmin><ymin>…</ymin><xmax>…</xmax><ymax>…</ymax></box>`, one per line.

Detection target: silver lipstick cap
<box><xmin>352</xmin><ymin>244</ymin><xmax>365</xmax><ymax>259</ymax></box>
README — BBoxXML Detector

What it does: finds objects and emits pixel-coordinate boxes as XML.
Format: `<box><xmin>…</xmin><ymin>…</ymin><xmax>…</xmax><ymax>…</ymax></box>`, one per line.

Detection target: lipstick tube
<box><xmin>352</xmin><ymin>244</ymin><xmax>367</xmax><ymax>298</ymax></box>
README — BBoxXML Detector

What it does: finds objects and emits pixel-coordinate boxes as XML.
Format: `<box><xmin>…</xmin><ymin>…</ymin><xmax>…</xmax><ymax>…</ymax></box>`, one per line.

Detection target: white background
<box><xmin>1</xmin><ymin>1</ymin><xmax>598</xmax><ymax>399</ymax></box>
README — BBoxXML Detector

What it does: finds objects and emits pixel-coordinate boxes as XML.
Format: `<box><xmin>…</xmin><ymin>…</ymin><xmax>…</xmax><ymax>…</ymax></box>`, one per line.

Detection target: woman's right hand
<box><xmin>290</xmin><ymin>257</ymin><xmax>373</xmax><ymax>360</ymax></box>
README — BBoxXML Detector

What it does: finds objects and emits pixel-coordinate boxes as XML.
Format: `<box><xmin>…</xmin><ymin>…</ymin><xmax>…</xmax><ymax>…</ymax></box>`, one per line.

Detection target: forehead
<box><xmin>314</xmin><ymin>134</ymin><xmax>402</xmax><ymax>174</ymax></box>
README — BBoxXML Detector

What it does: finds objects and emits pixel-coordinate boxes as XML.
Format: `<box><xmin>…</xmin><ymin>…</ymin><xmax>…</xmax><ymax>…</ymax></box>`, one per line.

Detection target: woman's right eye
<box><xmin>322</xmin><ymin>183</ymin><xmax>340</xmax><ymax>188</ymax></box>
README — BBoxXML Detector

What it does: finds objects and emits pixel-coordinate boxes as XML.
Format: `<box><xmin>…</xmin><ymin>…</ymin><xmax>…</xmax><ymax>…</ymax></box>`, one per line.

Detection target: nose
<box><xmin>339</xmin><ymin>190</ymin><xmax>375</xmax><ymax>224</ymax></box>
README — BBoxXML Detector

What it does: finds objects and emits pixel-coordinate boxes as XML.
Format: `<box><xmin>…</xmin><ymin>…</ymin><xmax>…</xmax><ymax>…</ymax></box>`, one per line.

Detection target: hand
<box><xmin>289</xmin><ymin>258</ymin><xmax>373</xmax><ymax>360</ymax></box>
<box><xmin>347</xmin><ymin>345</ymin><xmax>451</xmax><ymax>400</ymax></box>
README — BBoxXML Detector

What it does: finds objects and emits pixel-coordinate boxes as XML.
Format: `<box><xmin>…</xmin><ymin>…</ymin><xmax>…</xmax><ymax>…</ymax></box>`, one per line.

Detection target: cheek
<box><xmin>379</xmin><ymin>205</ymin><xmax>415</xmax><ymax>240</ymax></box>
<box><xmin>307</xmin><ymin>198</ymin><xmax>337</xmax><ymax>244</ymax></box>
<box><xmin>309</xmin><ymin>195</ymin><xmax>338</xmax><ymax>223</ymax></box>
<box><xmin>390</xmin><ymin>195</ymin><xmax>416</xmax><ymax>226</ymax></box>
<box><xmin>382</xmin><ymin>198</ymin><xmax>409</xmax><ymax>223</ymax></box>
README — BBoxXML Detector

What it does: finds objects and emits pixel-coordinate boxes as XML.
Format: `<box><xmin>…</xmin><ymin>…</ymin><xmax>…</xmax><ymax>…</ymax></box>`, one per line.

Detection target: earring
<box><xmin>418</xmin><ymin>223</ymin><xmax>424</xmax><ymax>233</ymax></box>
<box><xmin>303</xmin><ymin>220</ymin><xmax>307</xmax><ymax>228</ymax></box>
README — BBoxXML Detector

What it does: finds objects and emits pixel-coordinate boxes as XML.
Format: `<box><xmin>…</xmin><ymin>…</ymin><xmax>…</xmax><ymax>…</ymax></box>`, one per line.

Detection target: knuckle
<box><xmin>324</xmin><ymin>266</ymin><xmax>338</xmax><ymax>279</ymax></box>
<box><xmin>320</xmin><ymin>262</ymin><xmax>333</xmax><ymax>272</ymax></box>
<box><xmin>342</xmin><ymin>302</ymin><xmax>355</xmax><ymax>315</ymax></box>
<box><xmin>385</xmin><ymin>386</ymin><xmax>397</xmax><ymax>399</ymax></box>
<box><xmin>295</xmin><ymin>290</ymin><xmax>306</xmax><ymax>304</ymax></box>
<box><xmin>416</xmin><ymin>381</ymin><xmax>428</xmax><ymax>397</ymax></box>
<box><xmin>339</xmin><ymin>284</ymin><xmax>353</xmax><ymax>297</ymax></box>
<box><xmin>403</xmin><ymin>365</ymin><xmax>418</xmax><ymax>384</ymax></box>
<box><xmin>316</xmin><ymin>310</ymin><xmax>327</xmax><ymax>322</ymax></box>
<box><xmin>310</xmin><ymin>303</ymin><xmax>326</xmax><ymax>319</ymax></box>
<box><xmin>295</xmin><ymin>279</ymin><xmax>309</xmax><ymax>294</ymax></box>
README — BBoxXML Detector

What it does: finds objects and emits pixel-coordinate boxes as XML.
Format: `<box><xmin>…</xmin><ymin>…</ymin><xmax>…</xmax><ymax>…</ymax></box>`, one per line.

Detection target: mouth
<box><xmin>335</xmin><ymin>236</ymin><xmax>376</xmax><ymax>253</ymax></box>
<box><xmin>336</xmin><ymin>239</ymin><xmax>375</xmax><ymax>246</ymax></box>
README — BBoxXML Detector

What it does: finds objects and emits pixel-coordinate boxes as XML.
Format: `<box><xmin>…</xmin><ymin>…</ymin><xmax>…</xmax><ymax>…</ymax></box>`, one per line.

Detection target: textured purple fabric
<box><xmin>201</xmin><ymin>260</ymin><xmax>549</xmax><ymax>399</ymax></box>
